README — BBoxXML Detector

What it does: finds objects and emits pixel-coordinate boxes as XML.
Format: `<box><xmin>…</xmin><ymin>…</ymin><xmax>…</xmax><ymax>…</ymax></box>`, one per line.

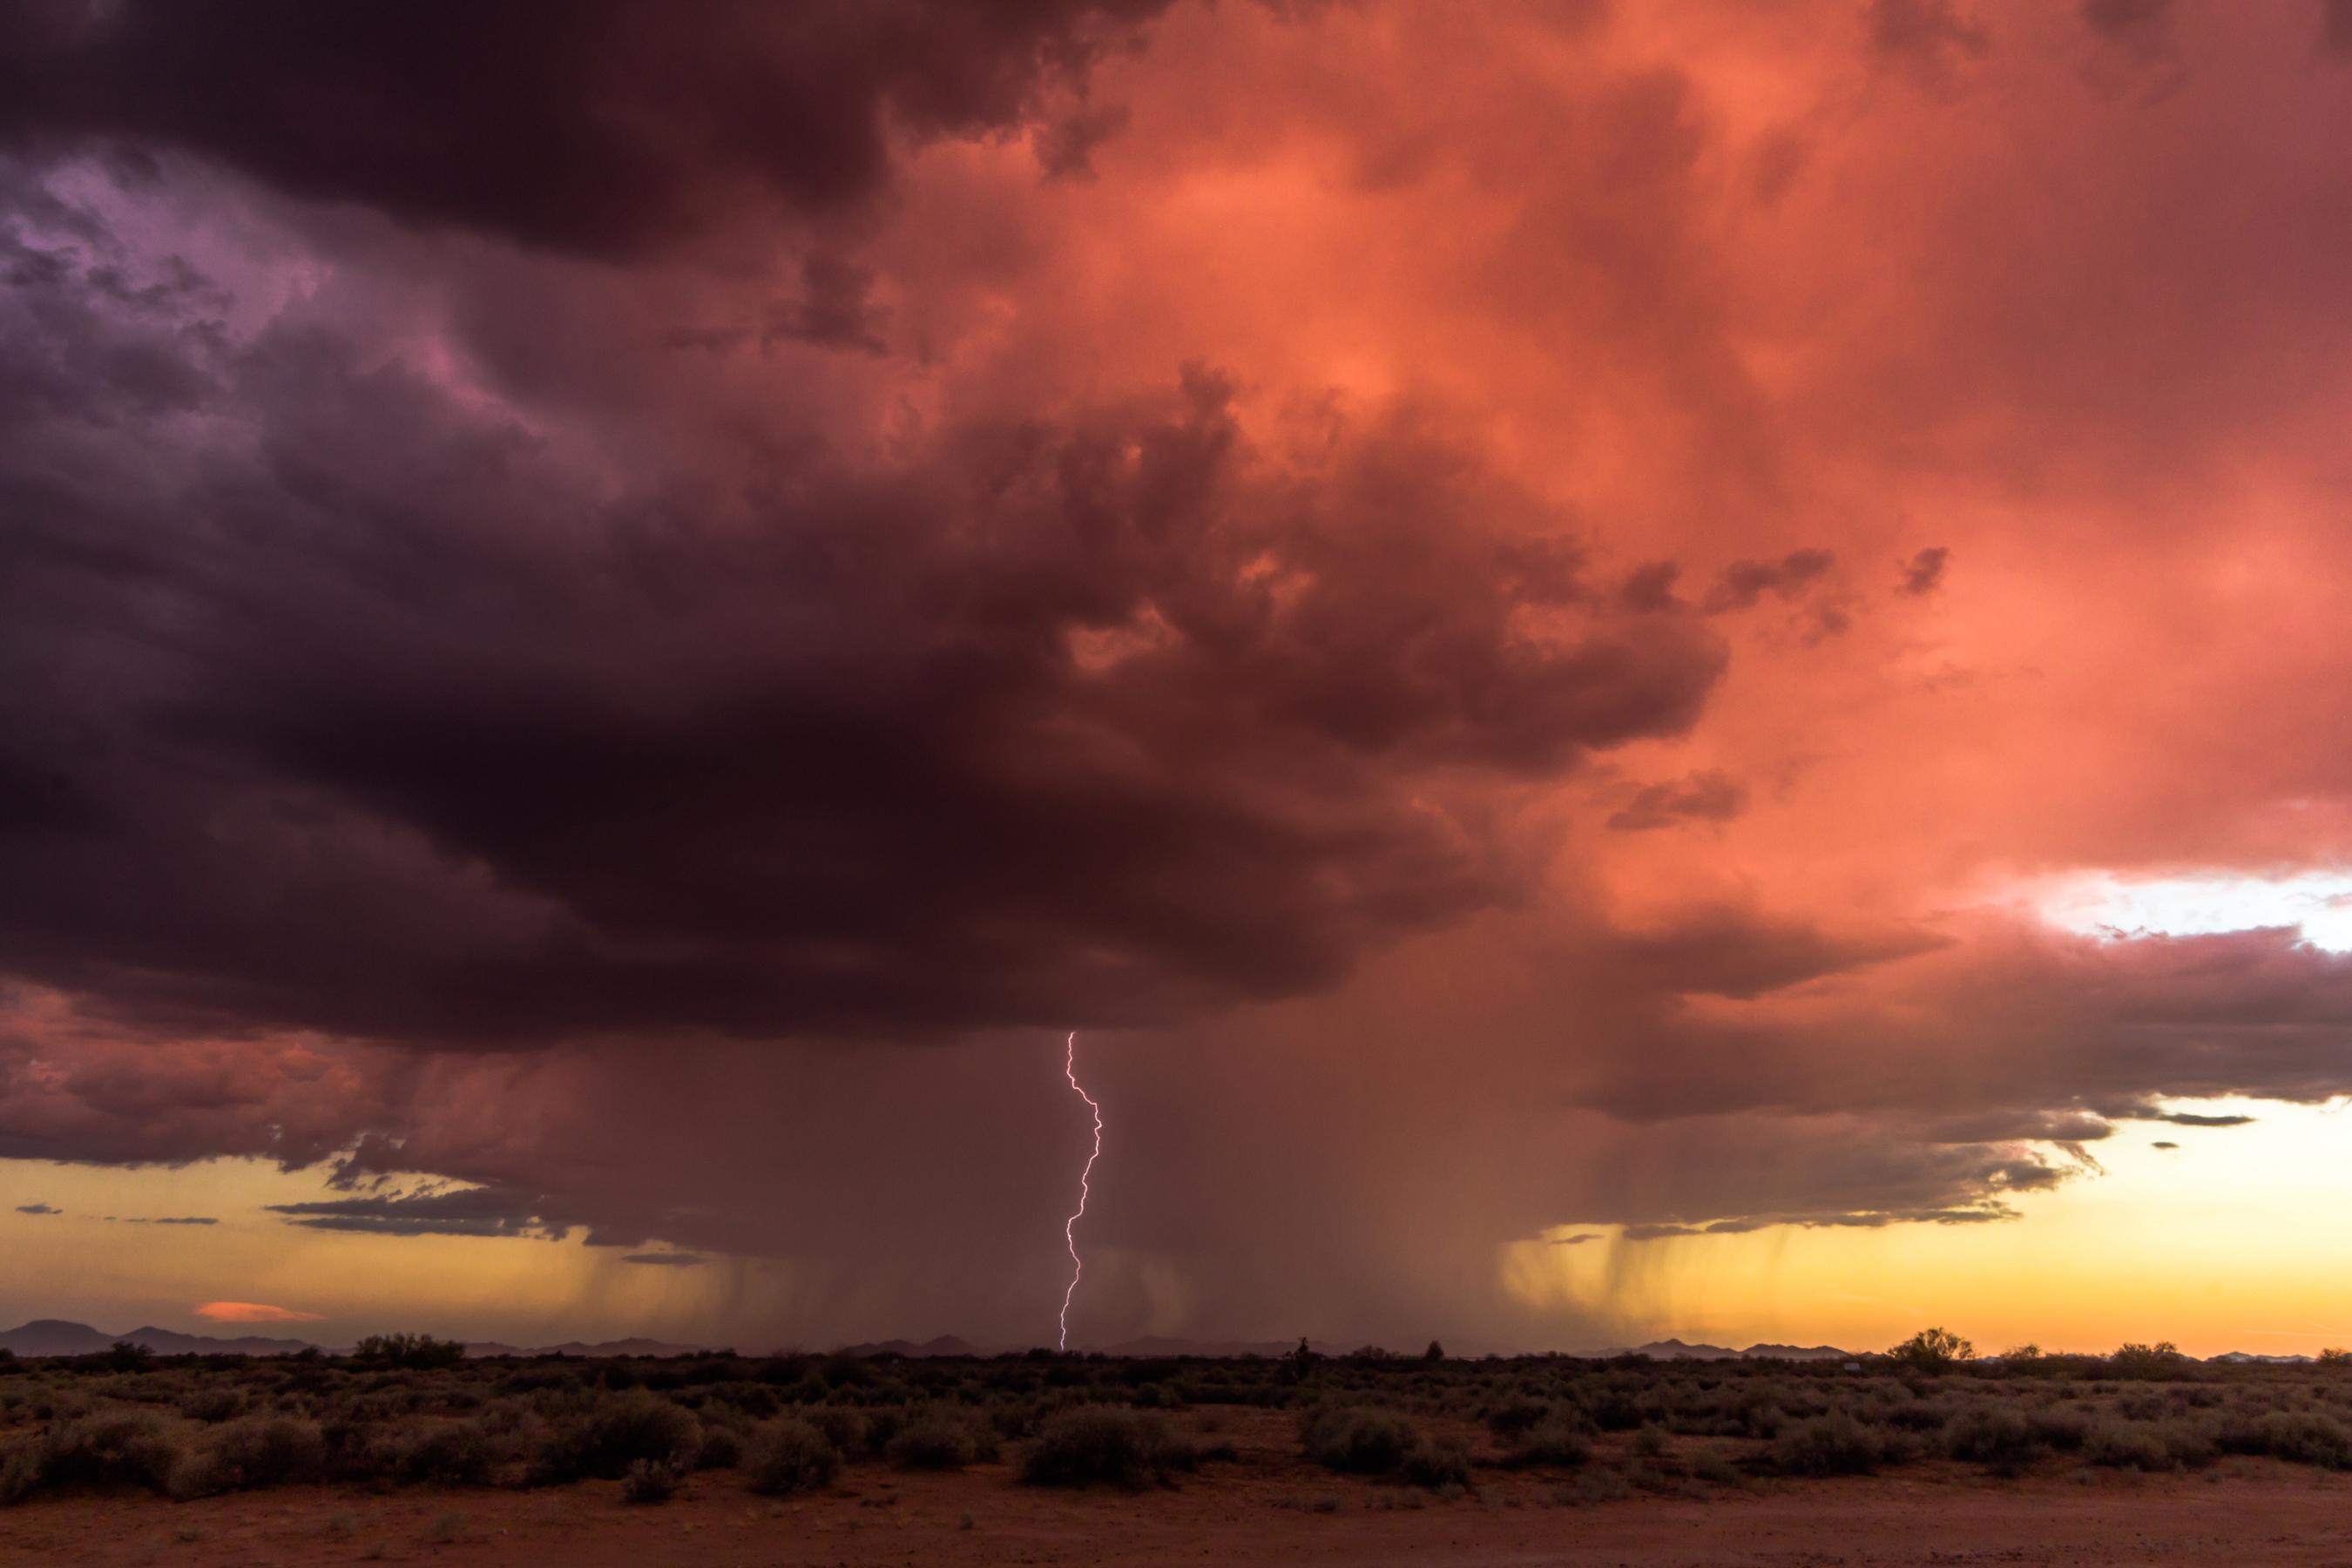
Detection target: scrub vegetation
<box><xmin>2</xmin><ymin>1333</ymin><xmax>2349</xmax><ymax>1508</ymax></box>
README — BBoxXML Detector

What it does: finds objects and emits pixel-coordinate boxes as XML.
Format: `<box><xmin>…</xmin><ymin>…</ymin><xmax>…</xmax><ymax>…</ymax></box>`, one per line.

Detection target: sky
<box><xmin>5</xmin><ymin>0</ymin><xmax>2352</xmax><ymax>1357</ymax></box>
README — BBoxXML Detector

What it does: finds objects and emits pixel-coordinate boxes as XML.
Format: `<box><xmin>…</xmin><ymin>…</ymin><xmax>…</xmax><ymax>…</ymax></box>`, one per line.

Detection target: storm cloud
<box><xmin>3</xmin><ymin>0</ymin><xmax>2352</xmax><ymax>1353</ymax></box>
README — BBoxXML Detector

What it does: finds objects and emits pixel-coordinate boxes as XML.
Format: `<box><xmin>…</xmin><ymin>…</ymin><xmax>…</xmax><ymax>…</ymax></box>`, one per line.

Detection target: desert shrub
<box><xmin>42</xmin><ymin>1411</ymin><xmax>183</xmax><ymax>1494</ymax></box>
<box><xmin>802</xmin><ymin>1405</ymin><xmax>867</xmax><ymax>1456</ymax></box>
<box><xmin>621</xmin><ymin>1458</ymin><xmax>677</xmax><ymax>1503</ymax></box>
<box><xmin>1630</xmin><ymin>1423</ymin><xmax>1672</xmax><ymax>1456</ymax></box>
<box><xmin>1399</xmin><ymin>1434</ymin><xmax>1472</xmax><ymax>1489</ymax></box>
<box><xmin>1571</xmin><ymin>1466</ymin><xmax>1632</xmax><ymax>1504</ymax></box>
<box><xmin>1511</xmin><ymin>1416</ymin><xmax>1593</xmax><ymax>1468</ymax></box>
<box><xmin>694</xmin><ymin>1422</ymin><xmax>742</xmax><ymax>1470</ymax></box>
<box><xmin>178</xmin><ymin>1387</ymin><xmax>247</xmax><ymax>1424</ymax></box>
<box><xmin>353</xmin><ymin>1335</ymin><xmax>469</xmax><ymax>1371</ymax></box>
<box><xmin>2029</xmin><ymin>1407</ymin><xmax>2088</xmax><ymax>1450</ymax></box>
<box><xmin>528</xmin><ymin>1392</ymin><xmax>699</xmax><ymax>1484</ymax></box>
<box><xmin>1943</xmin><ymin>1407</ymin><xmax>2044</xmax><ymax>1472</ymax></box>
<box><xmin>390</xmin><ymin>1419</ymin><xmax>496</xmax><ymax>1485</ymax></box>
<box><xmin>886</xmin><ymin>1408</ymin><xmax>1001</xmax><ymax>1470</ymax></box>
<box><xmin>857</xmin><ymin>1405</ymin><xmax>909</xmax><ymax>1459</ymax></box>
<box><xmin>1888</xmin><ymin>1328</ymin><xmax>1974</xmax><ymax>1371</ymax></box>
<box><xmin>2220</xmin><ymin>1409</ymin><xmax>2352</xmax><ymax>1468</ymax></box>
<box><xmin>2082</xmin><ymin>1419</ymin><xmax>2209</xmax><ymax>1470</ymax></box>
<box><xmin>1485</xmin><ymin>1396</ymin><xmax>1551</xmax><ymax>1439</ymax></box>
<box><xmin>1774</xmin><ymin>1411</ymin><xmax>1888</xmax><ymax>1477</ymax></box>
<box><xmin>1020</xmin><ymin>1407</ymin><xmax>1196</xmax><ymax>1486</ymax></box>
<box><xmin>0</xmin><ymin>1435</ymin><xmax>44</xmax><ymax>1505</ymax></box>
<box><xmin>179</xmin><ymin>1417</ymin><xmax>326</xmax><ymax>1494</ymax></box>
<box><xmin>2106</xmin><ymin>1342</ymin><xmax>2186</xmax><ymax>1381</ymax></box>
<box><xmin>1300</xmin><ymin>1404</ymin><xmax>1418</xmax><ymax>1474</ymax></box>
<box><xmin>745</xmin><ymin>1418</ymin><xmax>840</xmax><ymax>1496</ymax></box>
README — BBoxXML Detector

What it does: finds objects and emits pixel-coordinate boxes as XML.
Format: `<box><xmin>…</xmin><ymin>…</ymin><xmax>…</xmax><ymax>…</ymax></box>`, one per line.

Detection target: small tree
<box><xmin>1888</xmin><ymin>1326</ymin><xmax>1974</xmax><ymax>1369</ymax></box>
<box><xmin>1423</xmin><ymin>1340</ymin><xmax>1445</xmax><ymax>1363</ymax></box>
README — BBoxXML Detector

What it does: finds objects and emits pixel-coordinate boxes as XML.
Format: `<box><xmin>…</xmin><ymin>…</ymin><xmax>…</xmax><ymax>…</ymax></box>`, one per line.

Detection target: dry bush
<box><xmin>1943</xmin><ymin>1406</ymin><xmax>2045</xmax><ymax>1473</ymax></box>
<box><xmin>386</xmin><ymin>1419</ymin><xmax>496</xmax><ymax>1485</ymax></box>
<box><xmin>1300</xmin><ymin>1405</ymin><xmax>1418</xmax><ymax>1474</ymax></box>
<box><xmin>177</xmin><ymin>1388</ymin><xmax>247</xmax><ymax>1424</ymax></box>
<box><xmin>528</xmin><ymin>1393</ymin><xmax>698</xmax><ymax>1484</ymax></box>
<box><xmin>1774</xmin><ymin>1411</ymin><xmax>1892</xmax><ymax>1476</ymax></box>
<box><xmin>1398</xmin><ymin>1433</ymin><xmax>1472</xmax><ymax>1489</ymax></box>
<box><xmin>179</xmin><ymin>1416</ymin><xmax>326</xmax><ymax>1495</ymax></box>
<box><xmin>2217</xmin><ymin>1409</ymin><xmax>2352</xmax><ymax>1468</ymax></box>
<box><xmin>745</xmin><ymin>1417</ymin><xmax>840</xmax><ymax>1495</ymax></box>
<box><xmin>42</xmin><ymin>1411</ymin><xmax>184</xmax><ymax>1494</ymax></box>
<box><xmin>886</xmin><ymin>1407</ymin><xmax>1001</xmax><ymax>1470</ymax></box>
<box><xmin>1019</xmin><ymin>1407</ymin><xmax>1196</xmax><ymax>1487</ymax></box>
<box><xmin>621</xmin><ymin>1457</ymin><xmax>677</xmax><ymax>1503</ymax></box>
<box><xmin>1510</xmin><ymin>1416</ymin><xmax>1593</xmax><ymax>1468</ymax></box>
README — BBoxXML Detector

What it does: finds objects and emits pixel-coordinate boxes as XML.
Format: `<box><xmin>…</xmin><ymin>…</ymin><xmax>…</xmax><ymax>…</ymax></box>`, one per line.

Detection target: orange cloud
<box><xmin>195</xmin><ymin>1302</ymin><xmax>323</xmax><ymax>1324</ymax></box>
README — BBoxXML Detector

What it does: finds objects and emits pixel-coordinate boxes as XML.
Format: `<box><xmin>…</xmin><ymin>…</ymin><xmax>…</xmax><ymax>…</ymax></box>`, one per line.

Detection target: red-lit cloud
<box><xmin>195</xmin><ymin>1301</ymin><xmax>323</xmax><ymax>1324</ymax></box>
<box><xmin>3</xmin><ymin>0</ymin><xmax>2352</xmax><ymax>1348</ymax></box>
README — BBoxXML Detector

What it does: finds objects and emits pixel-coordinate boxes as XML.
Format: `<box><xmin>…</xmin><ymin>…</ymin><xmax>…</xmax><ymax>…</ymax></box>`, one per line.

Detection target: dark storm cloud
<box><xmin>0</xmin><ymin>183</ymin><xmax>1725</xmax><ymax>1049</ymax></box>
<box><xmin>14</xmin><ymin>1202</ymin><xmax>57</xmax><ymax>1214</ymax></box>
<box><xmin>1898</xmin><ymin>546</ymin><xmax>1949</xmax><ymax>595</ymax></box>
<box><xmin>1701</xmin><ymin>550</ymin><xmax>1834</xmax><ymax>614</ymax></box>
<box><xmin>1604</xmin><ymin>769</ymin><xmax>1747</xmax><ymax>832</ymax></box>
<box><xmin>0</xmin><ymin>0</ymin><xmax>1173</xmax><ymax>255</ymax></box>
<box><xmin>623</xmin><ymin>1253</ymin><xmax>708</xmax><ymax>1267</ymax></box>
<box><xmin>267</xmin><ymin>1186</ymin><xmax>569</xmax><ymax>1240</ymax></box>
<box><xmin>1598</xmin><ymin>908</ymin><xmax>1949</xmax><ymax>1000</ymax></box>
<box><xmin>1865</xmin><ymin>0</ymin><xmax>1992</xmax><ymax>84</ymax></box>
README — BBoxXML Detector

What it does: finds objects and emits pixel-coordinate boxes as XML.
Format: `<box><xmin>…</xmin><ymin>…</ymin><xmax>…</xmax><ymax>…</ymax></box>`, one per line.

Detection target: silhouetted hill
<box><xmin>0</xmin><ymin>1320</ymin><xmax>316</xmax><ymax>1356</ymax></box>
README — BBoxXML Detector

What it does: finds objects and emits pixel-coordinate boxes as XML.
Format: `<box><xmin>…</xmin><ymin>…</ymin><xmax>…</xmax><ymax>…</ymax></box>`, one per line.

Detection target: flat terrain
<box><xmin>8</xmin><ymin>1407</ymin><xmax>2350</xmax><ymax>1568</ymax></box>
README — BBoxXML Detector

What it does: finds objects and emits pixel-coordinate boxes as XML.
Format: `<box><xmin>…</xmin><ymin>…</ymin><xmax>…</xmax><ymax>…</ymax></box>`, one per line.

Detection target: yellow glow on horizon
<box><xmin>1501</xmin><ymin>1097</ymin><xmax>2352</xmax><ymax>1359</ymax></box>
<box><xmin>0</xmin><ymin>1159</ymin><xmax>763</xmax><ymax>1348</ymax></box>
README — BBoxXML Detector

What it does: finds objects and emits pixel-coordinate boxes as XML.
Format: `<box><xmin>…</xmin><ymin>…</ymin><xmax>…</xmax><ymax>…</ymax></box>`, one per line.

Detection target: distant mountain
<box><xmin>2208</xmin><ymin>1351</ymin><xmax>2315</xmax><ymax>1364</ymax></box>
<box><xmin>0</xmin><ymin>1321</ymin><xmax>317</xmax><ymax>1357</ymax></box>
<box><xmin>835</xmin><ymin>1335</ymin><xmax>986</xmax><ymax>1359</ymax></box>
<box><xmin>1740</xmin><ymin>1343</ymin><xmax>1857</xmax><ymax>1362</ymax></box>
<box><xmin>1630</xmin><ymin>1338</ymin><xmax>1742</xmax><ymax>1360</ymax></box>
<box><xmin>0</xmin><ymin>1320</ymin><xmax>119</xmax><ymax>1356</ymax></box>
<box><xmin>124</xmin><ymin>1325</ymin><xmax>320</xmax><ymax>1356</ymax></box>
<box><xmin>463</xmin><ymin>1336</ymin><xmax>713</xmax><ymax>1358</ymax></box>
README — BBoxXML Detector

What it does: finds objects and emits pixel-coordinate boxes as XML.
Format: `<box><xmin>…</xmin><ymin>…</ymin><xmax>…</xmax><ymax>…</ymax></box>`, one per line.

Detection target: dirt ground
<box><xmin>8</xmin><ymin>1406</ymin><xmax>2351</xmax><ymax>1568</ymax></box>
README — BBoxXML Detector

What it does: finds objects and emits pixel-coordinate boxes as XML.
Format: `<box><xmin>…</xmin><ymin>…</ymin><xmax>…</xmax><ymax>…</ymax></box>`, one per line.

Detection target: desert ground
<box><xmin>8</xmin><ymin>1405</ymin><xmax>2352</xmax><ymax>1568</ymax></box>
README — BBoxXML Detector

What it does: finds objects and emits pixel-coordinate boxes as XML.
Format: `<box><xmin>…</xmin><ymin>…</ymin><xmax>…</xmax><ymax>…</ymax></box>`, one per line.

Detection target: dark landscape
<box><xmin>6</xmin><ymin>1333</ymin><xmax>2352</xmax><ymax>1565</ymax></box>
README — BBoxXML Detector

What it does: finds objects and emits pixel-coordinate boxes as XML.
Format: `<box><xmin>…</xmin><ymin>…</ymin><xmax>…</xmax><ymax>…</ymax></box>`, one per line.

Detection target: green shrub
<box><xmin>746</xmin><ymin>1418</ymin><xmax>840</xmax><ymax>1495</ymax></box>
<box><xmin>1511</xmin><ymin>1416</ymin><xmax>1593</xmax><ymax>1468</ymax></box>
<box><xmin>1019</xmin><ymin>1407</ymin><xmax>1196</xmax><ymax>1486</ymax></box>
<box><xmin>2083</xmin><ymin>1419</ymin><xmax>2210</xmax><ymax>1470</ymax></box>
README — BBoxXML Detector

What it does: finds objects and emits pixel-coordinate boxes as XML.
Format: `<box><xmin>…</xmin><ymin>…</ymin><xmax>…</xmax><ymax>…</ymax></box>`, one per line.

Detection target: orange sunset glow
<box><xmin>5</xmin><ymin>0</ymin><xmax>2352</xmax><ymax>1363</ymax></box>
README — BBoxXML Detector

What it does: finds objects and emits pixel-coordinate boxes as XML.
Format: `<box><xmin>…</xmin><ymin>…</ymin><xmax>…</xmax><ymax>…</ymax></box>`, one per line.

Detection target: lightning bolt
<box><xmin>1058</xmin><ymin>1030</ymin><xmax>1102</xmax><ymax>1352</ymax></box>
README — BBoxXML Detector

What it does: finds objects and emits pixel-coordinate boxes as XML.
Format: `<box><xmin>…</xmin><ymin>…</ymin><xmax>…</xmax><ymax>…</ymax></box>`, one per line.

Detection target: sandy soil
<box><xmin>7</xmin><ymin>1408</ymin><xmax>2350</xmax><ymax>1568</ymax></box>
